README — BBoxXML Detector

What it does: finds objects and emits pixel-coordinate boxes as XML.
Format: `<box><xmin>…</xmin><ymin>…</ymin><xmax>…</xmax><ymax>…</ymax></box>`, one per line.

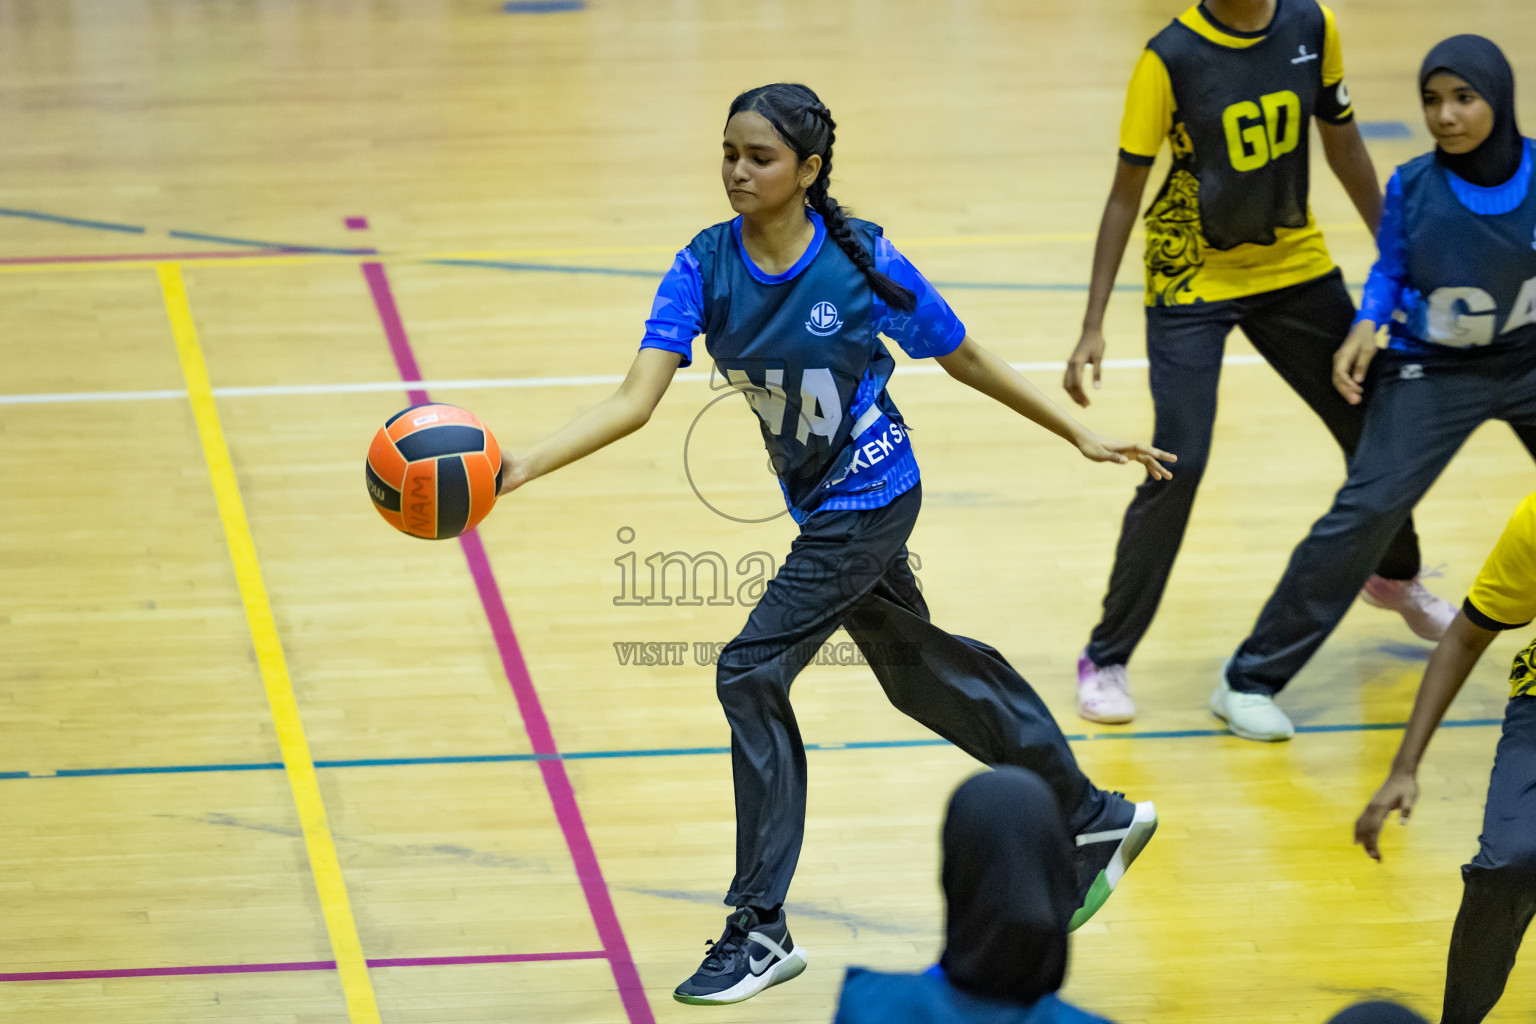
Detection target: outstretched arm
<box><xmin>1354</xmin><ymin>612</ymin><xmax>1498</xmax><ymax>860</ymax></box>
<box><xmin>498</xmin><ymin>346</ymin><xmax>683</xmax><ymax>495</ymax></box>
<box><xmin>937</xmin><ymin>336</ymin><xmax>1174</xmax><ymax>479</ymax></box>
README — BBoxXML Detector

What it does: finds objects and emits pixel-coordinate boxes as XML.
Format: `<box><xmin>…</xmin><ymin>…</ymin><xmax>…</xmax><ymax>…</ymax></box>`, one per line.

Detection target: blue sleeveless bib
<box><xmin>1395</xmin><ymin>143</ymin><xmax>1536</xmax><ymax>349</ymax></box>
<box><xmin>688</xmin><ymin>216</ymin><xmax>916</xmax><ymax>522</ymax></box>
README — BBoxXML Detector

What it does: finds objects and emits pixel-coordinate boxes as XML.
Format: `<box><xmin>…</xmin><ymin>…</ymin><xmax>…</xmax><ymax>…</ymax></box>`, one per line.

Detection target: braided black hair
<box><xmin>727</xmin><ymin>83</ymin><xmax>917</xmax><ymax>313</ymax></box>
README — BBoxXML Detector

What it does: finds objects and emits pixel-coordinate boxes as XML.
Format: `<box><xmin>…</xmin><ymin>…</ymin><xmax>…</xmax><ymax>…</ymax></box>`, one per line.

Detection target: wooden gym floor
<box><xmin>2</xmin><ymin>1</ymin><xmax>1535</xmax><ymax>1021</ymax></box>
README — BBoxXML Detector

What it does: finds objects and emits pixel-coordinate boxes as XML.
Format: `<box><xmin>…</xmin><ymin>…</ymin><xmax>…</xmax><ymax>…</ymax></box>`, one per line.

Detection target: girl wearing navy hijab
<box><xmin>1325</xmin><ymin>1003</ymin><xmax>1429</xmax><ymax>1024</ymax></box>
<box><xmin>495</xmin><ymin>84</ymin><xmax>1168</xmax><ymax>1005</ymax></box>
<box><xmin>832</xmin><ymin>768</ymin><xmax>1114</xmax><ymax>1024</ymax></box>
<box><xmin>1218</xmin><ymin>36</ymin><xmax>1536</xmax><ymax>730</ymax></box>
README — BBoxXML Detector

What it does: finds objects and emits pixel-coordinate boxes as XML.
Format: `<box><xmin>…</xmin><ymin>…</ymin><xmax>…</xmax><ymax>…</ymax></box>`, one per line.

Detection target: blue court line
<box><xmin>0</xmin><ymin>205</ymin><xmax>375</xmax><ymax>254</ymax></box>
<box><xmin>1</xmin><ymin>717</ymin><xmax>1504</xmax><ymax>781</ymax></box>
<box><xmin>0</xmin><ymin>207</ymin><xmax>147</xmax><ymax>234</ymax></box>
<box><xmin>429</xmin><ymin>257</ymin><xmax>1145</xmax><ymax>292</ymax></box>
<box><xmin>426</xmin><ymin>257</ymin><xmax>661</xmax><ymax>279</ymax></box>
<box><xmin>166</xmin><ymin>229</ymin><xmax>378</xmax><ymax>255</ymax></box>
<box><xmin>1358</xmin><ymin>121</ymin><xmax>1413</xmax><ymax>140</ymax></box>
<box><xmin>54</xmin><ymin>761</ymin><xmax>284</xmax><ymax>777</ymax></box>
<box><xmin>504</xmin><ymin>0</ymin><xmax>586</xmax><ymax>10</ymax></box>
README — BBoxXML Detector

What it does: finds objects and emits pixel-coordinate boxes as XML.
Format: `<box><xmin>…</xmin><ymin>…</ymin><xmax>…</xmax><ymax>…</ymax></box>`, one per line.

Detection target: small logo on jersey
<box><xmin>1291</xmin><ymin>44</ymin><xmax>1319</xmax><ymax>64</ymax></box>
<box><xmin>805</xmin><ymin>301</ymin><xmax>843</xmax><ymax>336</ymax></box>
<box><xmin>1399</xmin><ymin>363</ymin><xmax>1425</xmax><ymax>380</ymax></box>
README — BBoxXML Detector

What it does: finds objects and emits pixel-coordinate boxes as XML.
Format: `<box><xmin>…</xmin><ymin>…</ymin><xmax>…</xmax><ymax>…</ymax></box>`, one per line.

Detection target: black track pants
<box><xmin>718</xmin><ymin>484</ymin><xmax>1105</xmax><ymax>907</ymax></box>
<box><xmin>1087</xmin><ymin>270</ymin><xmax>1423</xmax><ymax>667</ymax></box>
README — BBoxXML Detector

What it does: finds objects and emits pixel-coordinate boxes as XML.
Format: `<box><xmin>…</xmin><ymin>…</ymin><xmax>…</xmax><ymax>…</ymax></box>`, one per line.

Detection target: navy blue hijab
<box><xmin>1419</xmin><ymin>34</ymin><xmax>1523</xmax><ymax>187</ymax></box>
<box><xmin>1326</xmin><ymin>1001</ymin><xmax>1429</xmax><ymax>1024</ymax></box>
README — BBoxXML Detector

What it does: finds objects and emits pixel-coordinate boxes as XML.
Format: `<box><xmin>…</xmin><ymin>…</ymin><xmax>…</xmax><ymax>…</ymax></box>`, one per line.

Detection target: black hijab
<box><xmin>938</xmin><ymin>767</ymin><xmax>1074</xmax><ymax>1005</ymax></box>
<box><xmin>1325</xmin><ymin>1000</ymin><xmax>1430</xmax><ymax>1024</ymax></box>
<box><xmin>1419</xmin><ymin>34</ymin><xmax>1523</xmax><ymax>188</ymax></box>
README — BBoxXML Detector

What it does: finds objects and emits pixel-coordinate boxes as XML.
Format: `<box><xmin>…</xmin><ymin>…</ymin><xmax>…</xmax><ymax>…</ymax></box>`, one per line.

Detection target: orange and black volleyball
<box><xmin>366</xmin><ymin>404</ymin><xmax>502</xmax><ymax>540</ymax></box>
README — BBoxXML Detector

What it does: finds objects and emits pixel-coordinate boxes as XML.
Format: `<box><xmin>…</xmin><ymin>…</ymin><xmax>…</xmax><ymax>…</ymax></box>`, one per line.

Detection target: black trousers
<box><xmin>1087</xmin><ymin>271</ymin><xmax>1423</xmax><ymax>668</ymax></box>
<box><xmin>1442</xmin><ymin>696</ymin><xmax>1536</xmax><ymax>1024</ymax></box>
<box><xmin>718</xmin><ymin>484</ymin><xmax>1106</xmax><ymax>908</ymax></box>
<box><xmin>1228</xmin><ymin>344</ymin><xmax>1536</xmax><ymax>696</ymax></box>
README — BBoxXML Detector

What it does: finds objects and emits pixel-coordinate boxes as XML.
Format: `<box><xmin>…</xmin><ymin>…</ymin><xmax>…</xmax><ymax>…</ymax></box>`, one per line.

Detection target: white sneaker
<box><xmin>1210</xmin><ymin>674</ymin><xmax>1294</xmax><ymax>742</ymax></box>
<box><xmin>1359</xmin><ymin>574</ymin><xmax>1457</xmax><ymax>642</ymax></box>
<box><xmin>1077</xmin><ymin>651</ymin><xmax>1135</xmax><ymax>724</ymax></box>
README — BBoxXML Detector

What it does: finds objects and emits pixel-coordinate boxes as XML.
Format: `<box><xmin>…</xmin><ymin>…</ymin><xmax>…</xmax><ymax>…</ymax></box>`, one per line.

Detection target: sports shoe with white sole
<box><xmin>1069</xmin><ymin>792</ymin><xmax>1157</xmax><ymax>931</ymax></box>
<box><xmin>673</xmin><ymin>907</ymin><xmax>807</xmax><ymax>1005</ymax></box>
<box><xmin>1210</xmin><ymin>675</ymin><xmax>1294</xmax><ymax>742</ymax></box>
<box><xmin>1077</xmin><ymin>651</ymin><xmax>1135</xmax><ymax>724</ymax></box>
<box><xmin>1359</xmin><ymin>574</ymin><xmax>1457</xmax><ymax>642</ymax></box>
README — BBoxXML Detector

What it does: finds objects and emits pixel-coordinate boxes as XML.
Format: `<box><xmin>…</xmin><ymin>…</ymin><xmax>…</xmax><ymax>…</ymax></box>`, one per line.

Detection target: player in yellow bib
<box><xmin>1357</xmin><ymin>492</ymin><xmax>1536</xmax><ymax>1024</ymax></box>
<box><xmin>1063</xmin><ymin>0</ymin><xmax>1456</xmax><ymax>729</ymax></box>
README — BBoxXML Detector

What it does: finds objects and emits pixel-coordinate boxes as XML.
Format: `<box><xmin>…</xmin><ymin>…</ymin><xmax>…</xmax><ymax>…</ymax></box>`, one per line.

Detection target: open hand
<box><xmin>1334</xmin><ymin>321</ymin><xmax>1382</xmax><ymax>405</ymax></box>
<box><xmin>1076</xmin><ymin>433</ymin><xmax>1176</xmax><ymax>480</ymax></box>
<box><xmin>1064</xmin><ymin>328</ymin><xmax>1108</xmax><ymax>408</ymax></box>
<box><xmin>1354</xmin><ymin>771</ymin><xmax>1418</xmax><ymax>861</ymax></box>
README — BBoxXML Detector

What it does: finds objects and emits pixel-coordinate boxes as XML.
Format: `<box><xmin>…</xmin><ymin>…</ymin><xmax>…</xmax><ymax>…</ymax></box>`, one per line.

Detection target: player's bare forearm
<box><xmin>1319</xmin><ymin>119</ymin><xmax>1383</xmax><ymax>235</ymax></box>
<box><xmin>938</xmin><ymin>336</ymin><xmax>1087</xmax><ymax>446</ymax></box>
<box><xmin>1082</xmin><ymin>159</ymin><xmax>1151</xmax><ymax>332</ymax></box>
<box><xmin>1389</xmin><ymin>612</ymin><xmax>1498</xmax><ymax>775</ymax></box>
<box><xmin>499</xmin><ymin>347</ymin><xmax>681</xmax><ymax>494</ymax></box>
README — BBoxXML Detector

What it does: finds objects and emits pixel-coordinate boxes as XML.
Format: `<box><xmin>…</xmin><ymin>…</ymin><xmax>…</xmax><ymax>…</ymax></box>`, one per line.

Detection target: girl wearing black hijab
<box><xmin>831</xmin><ymin>768</ymin><xmax>1125</xmax><ymax>1023</ymax></box>
<box><xmin>1219</xmin><ymin>34</ymin><xmax>1536</xmax><ymax>716</ymax></box>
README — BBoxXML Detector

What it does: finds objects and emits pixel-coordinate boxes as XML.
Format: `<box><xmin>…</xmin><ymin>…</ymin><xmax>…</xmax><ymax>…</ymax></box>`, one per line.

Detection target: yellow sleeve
<box><xmin>1466</xmin><ymin>493</ymin><xmax>1536</xmax><ymax>630</ymax></box>
<box><xmin>1320</xmin><ymin>4</ymin><xmax>1345</xmax><ymax>87</ymax></box>
<box><xmin>1117</xmin><ymin>48</ymin><xmax>1174</xmax><ymax>165</ymax></box>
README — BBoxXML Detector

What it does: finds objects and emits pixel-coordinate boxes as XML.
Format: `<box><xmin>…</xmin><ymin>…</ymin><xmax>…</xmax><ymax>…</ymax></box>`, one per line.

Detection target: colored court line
<box><xmin>427</xmin><ymin>257</ymin><xmax>662</xmax><ymax>278</ymax></box>
<box><xmin>505</xmin><ymin>0</ymin><xmax>586</xmax><ymax>12</ymax></box>
<box><xmin>2</xmin><ymin>716</ymin><xmax>1505</xmax><ymax>782</ymax></box>
<box><xmin>0</xmin><ymin>951</ymin><xmax>605</xmax><ymax>984</ymax></box>
<box><xmin>0</xmin><ymin>248</ymin><xmax>300</xmax><ymax>267</ymax></box>
<box><xmin>0</xmin><ymin>355</ymin><xmax>1272</xmax><ymax>407</ymax></box>
<box><xmin>0</xmin><ymin>206</ymin><xmax>146</xmax><ymax>233</ymax></box>
<box><xmin>157</xmin><ymin>264</ymin><xmax>382</xmax><ymax>1024</ymax></box>
<box><xmin>361</xmin><ymin>257</ymin><xmax>655</xmax><ymax>1024</ymax></box>
<box><xmin>1358</xmin><ymin>120</ymin><xmax>1413</xmax><ymax>140</ymax></box>
<box><xmin>168</xmin><ymin>228</ymin><xmax>378</xmax><ymax>255</ymax></box>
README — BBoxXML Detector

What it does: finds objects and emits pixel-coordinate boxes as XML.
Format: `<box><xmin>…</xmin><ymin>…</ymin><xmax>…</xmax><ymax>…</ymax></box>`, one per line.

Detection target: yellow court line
<box><xmin>156</xmin><ymin>263</ymin><xmax>382</xmax><ymax>1024</ymax></box>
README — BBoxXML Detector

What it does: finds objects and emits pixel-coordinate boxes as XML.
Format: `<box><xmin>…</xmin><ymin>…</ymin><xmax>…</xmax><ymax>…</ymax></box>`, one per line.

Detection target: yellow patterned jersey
<box><xmin>1119</xmin><ymin>0</ymin><xmax>1353</xmax><ymax>305</ymax></box>
<box><xmin>1464</xmin><ymin>493</ymin><xmax>1536</xmax><ymax>698</ymax></box>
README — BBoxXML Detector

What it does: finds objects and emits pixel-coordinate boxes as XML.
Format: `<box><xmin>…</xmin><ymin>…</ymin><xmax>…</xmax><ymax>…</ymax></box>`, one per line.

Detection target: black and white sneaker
<box><xmin>1069</xmin><ymin>792</ymin><xmax>1157</xmax><ymax>931</ymax></box>
<box><xmin>672</xmin><ymin>907</ymin><xmax>808</xmax><ymax>1005</ymax></box>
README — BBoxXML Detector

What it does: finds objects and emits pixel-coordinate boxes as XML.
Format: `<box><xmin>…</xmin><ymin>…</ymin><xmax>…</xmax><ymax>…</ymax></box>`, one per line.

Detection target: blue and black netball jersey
<box><xmin>640</xmin><ymin>210</ymin><xmax>965</xmax><ymax>523</ymax></box>
<box><xmin>1359</xmin><ymin>139</ymin><xmax>1536</xmax><ymax>352</ymax></box>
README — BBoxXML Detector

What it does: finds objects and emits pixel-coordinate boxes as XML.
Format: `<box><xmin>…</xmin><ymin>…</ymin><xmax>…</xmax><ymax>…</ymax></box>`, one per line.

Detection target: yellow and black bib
<box><xmin>1137</xmin><ymin>0</ymin><xmax>1345</xmax><ymax>304</ymax></box>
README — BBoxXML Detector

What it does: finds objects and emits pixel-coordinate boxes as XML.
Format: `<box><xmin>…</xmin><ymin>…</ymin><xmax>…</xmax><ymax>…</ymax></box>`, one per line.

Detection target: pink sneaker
<box><xmin>1077</xmin><ymin>651</ymin><xmax>1135</xmax><ymax>724</ymax></box>
<box><xmin>1359</xmin><ymin>574</ymin><xmax>1458</xmax><ymax>642</ymax></box>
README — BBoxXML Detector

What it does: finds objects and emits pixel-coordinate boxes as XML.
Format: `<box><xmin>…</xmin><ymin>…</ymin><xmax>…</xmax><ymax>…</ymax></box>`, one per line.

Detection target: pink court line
<box><xmin>0</xmin><ymin>951</ymin><xmax>606</xmax><ymax>983</ymax></box>
<box><xmin>360</xmin><ymin>258</ymin><xmax>655</xmax><ymax>1024</ymax></box>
